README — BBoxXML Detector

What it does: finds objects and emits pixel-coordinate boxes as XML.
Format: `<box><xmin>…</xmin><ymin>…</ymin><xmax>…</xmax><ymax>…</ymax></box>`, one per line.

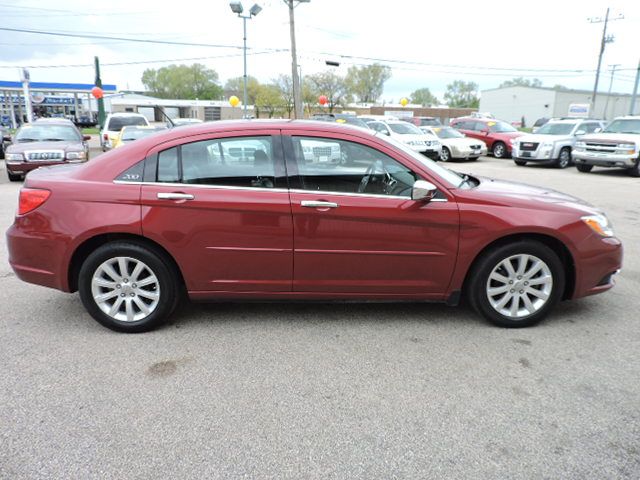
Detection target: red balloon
<box><xmin>318</xmin><ymin>95</ymin><xmax>328</xmax><ymax>105</ymax></box>
<box><xmin>91</xmin><ymin>86</ymin><xmax>104</xmax><ymax>99</ymax></box>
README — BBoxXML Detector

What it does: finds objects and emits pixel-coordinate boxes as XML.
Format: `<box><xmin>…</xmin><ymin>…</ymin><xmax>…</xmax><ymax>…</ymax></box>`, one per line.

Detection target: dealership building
<box><xmin>479</xmin><ymin>85</ymin><xmax>640</xmax><ymax>126</ymax></box>
<box><xmin>0</xmin><ymin>80</ymin><xmax>117</xmax><ymax>127</ymax></box>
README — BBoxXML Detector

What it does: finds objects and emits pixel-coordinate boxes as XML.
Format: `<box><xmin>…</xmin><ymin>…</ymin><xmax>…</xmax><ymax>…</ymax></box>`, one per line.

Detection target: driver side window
<box><xmin>292</xmin><ymin>136</ymin><xmax>418</xmax><ymax>197</ymax></box>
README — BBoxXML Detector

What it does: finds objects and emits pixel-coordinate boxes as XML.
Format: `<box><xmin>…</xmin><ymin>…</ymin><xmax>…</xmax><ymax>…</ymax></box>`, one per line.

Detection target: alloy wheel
<box><xmin>91</xmin><ymin>256</ymin><xmax>160</xmax><ymax>322</ymax></box>
<box><xmin>485</xmin><ymin>254</ymin><xmax>553</xmax><ymax>319</ymax></box>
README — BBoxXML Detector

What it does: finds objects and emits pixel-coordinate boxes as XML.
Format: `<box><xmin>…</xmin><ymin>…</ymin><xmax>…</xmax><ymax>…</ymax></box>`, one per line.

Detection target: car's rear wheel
<box><xmin>78</xmin><ymin>242</ymin><xmax>179</xmax><ymax>332</ymax></box>
<box><xmin>440</xmin><ymin>147</ymin><xmax>451</xmax><ymax>162</ymax></box>
<box><xmin>628</xmin><ymin>158</ymin><xmax>640</xmax><ymax>177</ymax></box>
<box><xmin>514</xmin><ymin>159</ymin><xmax>527</xmax><ymax>166</ymax></box>
<box><xmin>577</xmin><ymin>164</ymin><xmax>593</xmax><ymax>173</ymax></box>
<box><xmin>492</xmin><ymin>142</ymin><xmax>507</xmax><ymax>159</ymax></box>
<box><xmin>7</xmin><ymin>171</ymin><xmax>22</xmax><ymax>182</ymax></box>
<box><xmin>468</xmin><ymin>241</ymin><xmax>565</xmax><ymax>328</ymax></box>
<box><xmin>556</xmin><ymin>147</ymin><xmax>571</xmax><ymax>169</ymax></box>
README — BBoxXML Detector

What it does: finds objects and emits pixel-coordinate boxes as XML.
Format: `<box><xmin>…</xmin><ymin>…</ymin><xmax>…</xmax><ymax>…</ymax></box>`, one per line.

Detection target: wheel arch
<box><xmin>68</xmin><ymin>233</ymin><xmax>186</xmax><ymax>293</ymax></box>
<box><xmin>461</xmin><ymin>232</ymin><xmax>576</xmax><ymax>301</ymax></box>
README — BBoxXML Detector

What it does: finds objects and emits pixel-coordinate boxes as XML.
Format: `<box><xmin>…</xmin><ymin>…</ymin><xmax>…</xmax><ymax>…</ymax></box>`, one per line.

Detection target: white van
<box><xmin>101</xmin><ymin>113</ymin><xmax>149</xmax><ymax>151</ymax></box>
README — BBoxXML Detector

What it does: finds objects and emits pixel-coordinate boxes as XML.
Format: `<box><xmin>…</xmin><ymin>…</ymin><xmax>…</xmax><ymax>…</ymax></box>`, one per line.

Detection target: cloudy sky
<box><xmin>0</xmin><ymin>0</ymin><xmax>638</xmax><ymax>103</ymax></box>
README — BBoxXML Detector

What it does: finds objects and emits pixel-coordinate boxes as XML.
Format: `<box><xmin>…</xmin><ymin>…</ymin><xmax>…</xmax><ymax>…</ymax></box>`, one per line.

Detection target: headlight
<box><xmin>581</xmin><ymin>214</ymin><xmax>614</xmax><ymax>237</ymax></box>
<box><xmin>5</xmin><ymin>153</ymin><xmax>23</xmax><ymax>161</ymax></box>
<box><xmin>510</xmin><ymin>138</ymin><xmax>517</xmax><ymax>145</ymax></box>
<box><xmin>618</xmin><ymin>143</ymin><xmax>635</xmax><ymax>150</ymax></box>
<box><xmin>541</xmin><ymin>142</ymin><xmax>554</xmax><ymax>149</ymax></box>
<box><xmin>66</xmin><ymin>151</ymin><xmax>86</xmax><ymax>160</ymax></box>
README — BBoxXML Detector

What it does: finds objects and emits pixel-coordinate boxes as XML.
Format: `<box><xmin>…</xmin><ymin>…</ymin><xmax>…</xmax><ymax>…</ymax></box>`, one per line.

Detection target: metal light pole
<box><xmin>284</xmin><ymin>0</ymin><xmax>309</xmax><ymax>119</ymax></box>
<box><xmin>603</xmin><ymin>64</ymin><xmax>620</xmax><ymax>120</ymax></box>
<box><xmin>230</xmin><ymin>2</ymin><xmax>262</xmax><ymax>118</ymax></box>
<box><xmin>630</xmin><ymin>58</ymin><xmax>640</xmax><ymax>115</ymax></box>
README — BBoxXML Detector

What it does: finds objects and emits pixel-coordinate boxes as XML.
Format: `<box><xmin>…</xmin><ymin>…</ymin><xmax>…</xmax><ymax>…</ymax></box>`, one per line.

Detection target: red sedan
<box><xmin>6</xmin><ymin>120</ymin><xmax>622</xmax><ymax>332</ymax></box>
<box><xmin>450</xmin><ymin>117</ymin><xmax>525</xmax><ymax>158</ymax></box>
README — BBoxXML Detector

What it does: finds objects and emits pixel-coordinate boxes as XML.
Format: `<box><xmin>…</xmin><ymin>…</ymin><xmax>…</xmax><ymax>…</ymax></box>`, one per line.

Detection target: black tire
<box><xmin>628</xmin><ymin>158</ymin><xmax>640</xmax><ymax>177</ymax></box>
<box><xmin>469</xmin><ymin>156</ymin><xmax>479</xmax><ymax>161</ymax></box>
<box><xmin>78</xmin><ymin>241</ymin><xmax>180</xmax><ymax>333</ymax></box>
<box><xmin>440</xmin><ymin>147</ymin><xmax>451</xmax><ymax>162</ymax></box>
<box><xmin>514</xmin><ymin>159</ymin><xmax>527</xmax><ymax>166</ymax></box>
<box><xmin>492</xmin><ymin>142</ymin><xmax>507</xmax><ymax>159</ymax></box>
<box><xmin>467</xmin><ymin>240</ymin><xmax>565</xmax><ymax>328</ymax></box>
<box><xmin>556</xmin><ymin>147</ymin><xmax>571</xmax><ymax>169</ymax></box>
<box><xmin>576</xmin><ymin>164</ymin><xmax>593</xmax><ymax>173</ymax></box>
<box><xmin>7</xmin><ymin>171</ymin><xmax>22</xmax><ymax>182</ymax></box>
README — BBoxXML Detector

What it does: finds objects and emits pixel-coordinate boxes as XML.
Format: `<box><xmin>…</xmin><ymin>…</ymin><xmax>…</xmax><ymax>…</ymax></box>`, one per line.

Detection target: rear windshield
<box><xmin>107</xmin><ymin>116</ymin><xmax>148</xmax><ymax>132</ymax></box>
<box><xmin>14</xmin><ymin>124</ymin><xmax>81</xmax><ymax>142</ymax></box>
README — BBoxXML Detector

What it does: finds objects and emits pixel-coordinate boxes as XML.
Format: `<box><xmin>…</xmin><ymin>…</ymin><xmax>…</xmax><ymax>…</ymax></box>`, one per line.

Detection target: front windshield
<box><xmin>488</xmin><ymin>122</ymin><xmax>518</xmax><ymax>133</ymax></box>
<box><xmin>431</xmin><ymin>127</ymin><xmax>464</xmax><ymax>139</ymax></box>
<box><xmin>15</xmin><ymin>124</ymin><xmax>81</xmax><ymax>142</ymax></box>
<box><xmin>388</xmin><ymin>122</ymin><xmax>423</xmax><ymax>135</ymax></box>
<box><xmin>603</xmin><ymin>119</ymin><xmax>640</xmax><ymax>134</ymax></box>
<box><xmin>378</xmin><ymin>133</ymin><xmax>465</xmax><ymax>188</ymax></box>
<box><xmin>535</xmin><ymin>122</ymin><xmax>576</xmax><ymax>135</ymax></box>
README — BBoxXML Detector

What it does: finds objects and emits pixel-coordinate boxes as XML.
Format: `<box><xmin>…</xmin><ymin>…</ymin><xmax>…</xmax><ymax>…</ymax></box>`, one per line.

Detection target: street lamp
<box><xmin>229</xmin><ymin>1</ymin><xmax>262</xmax><ymax>118</ymax></box>
<box><xmin>283</xmin><ymin>0</ymin><xmax>310</xmax><ymax>119</ymax></box>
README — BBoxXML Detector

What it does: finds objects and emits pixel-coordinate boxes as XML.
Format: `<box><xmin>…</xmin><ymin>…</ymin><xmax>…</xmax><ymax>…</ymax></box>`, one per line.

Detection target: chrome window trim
<box><xmin>112</xmin><ymin>181</ymin><xmax>448</xmax><ymax>201</ymax></box>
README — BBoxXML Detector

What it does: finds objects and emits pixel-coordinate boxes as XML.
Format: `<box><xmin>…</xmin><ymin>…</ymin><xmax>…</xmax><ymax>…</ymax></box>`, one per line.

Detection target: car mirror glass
<box><xmin>411</xmin><ymin>180</ymin><xmax>437</xmax><ymax>202</ymax></box>
<box><xmin>575</xmin><ymin>130</ymin><xmax>586</xmax><ymax>136</ymax></box>
<box><xmin>594</xmin><ymin>127</ymin><xmax>602</xmax><ymax>133</ymax></box>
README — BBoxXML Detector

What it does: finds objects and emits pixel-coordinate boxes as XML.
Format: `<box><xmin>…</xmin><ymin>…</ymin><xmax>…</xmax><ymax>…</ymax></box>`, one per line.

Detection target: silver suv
<box><xmin>512</xmin><ymin>118</ymin><xmax>604</xmax><ymax>168</ymax></box>
<box><xmin>572</xmin><ymin>116</ymin><xmax>640</xmax><ymax>177</ymax></box>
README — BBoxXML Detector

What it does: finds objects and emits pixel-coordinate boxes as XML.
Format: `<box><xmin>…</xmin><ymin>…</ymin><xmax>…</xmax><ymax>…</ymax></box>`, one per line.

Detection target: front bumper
<box><xmin>513</xmin><ymin>146</ymin><xmax>558</xmax><ymax>164</ymax></box>
<box><xmin>573</xmin><ymin>235</ymin><xmax>623</xmax><ymax>299</ymax></box>
<box><xmin>5</xmin><ymin>160</ymin><xmax>80</xmax><ymax>175</ymax></box>
<box><xmin>451</xmin><ymin>147</ymin><xmax>486</xmax><ymax>159</ymax></box>
<box><xmin>422</xmin><ymin>149</ymin><xmax>441</xmax><ymax>160</ymax></box>
<box><xmin>573</xmin><ymin>151</ymin><xmax>637</xmax><ymax>168</ymax></box>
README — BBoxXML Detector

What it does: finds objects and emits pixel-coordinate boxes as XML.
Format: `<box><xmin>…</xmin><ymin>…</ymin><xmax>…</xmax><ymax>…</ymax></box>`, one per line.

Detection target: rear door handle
<box><xmin>157</xmin><ymin>192</ymin><xmax>194</xmax><ymax>201</ymax></box>
<box><xmin>301</xmin><ymin>200</ymin><xmax>339</xmax><ymax>208</ymax></box>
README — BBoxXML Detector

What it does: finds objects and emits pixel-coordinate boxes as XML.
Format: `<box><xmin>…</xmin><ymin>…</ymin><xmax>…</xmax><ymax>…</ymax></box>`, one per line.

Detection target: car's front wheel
<box><xmin>628</xmin><ymin>158</ymin><xmax>640</xmax><ymax>177</ymax></box>
<box><xmin>7</xmin><ymin>171</ymin><xmax>22</xmax><ymax>182</ymax></box>
<box><xmin>556</xmin><ymin>147</ymin><xmax>571</xmax><ymax>169</ymax></box>
<box><xmin>577</xmin><ymin>164</ymin><xmax>593</xmax><ymax>173</ymax></box>
<box><xmin>492</xmin><ymin>142</ymin><xmax>507</xmax><ymax>159</ymax></box>
<box><xmin>468</xmin><ymin>241</ymin><xmax>565</xmax><ymax>328</ymax></box>
<box><xmin>514</xmin><ymin>159</ymin><xmax>527</xmax><ymax>166</ymax></box>
<box><xmin>78</xmin><ymin>242</ymin><xmax>180</xmax><ymax>332</ymax></box>
<box><xmin>440</xmin><ymin>147</ymin><xmax>451</xmax><ymax>162</ymax></box>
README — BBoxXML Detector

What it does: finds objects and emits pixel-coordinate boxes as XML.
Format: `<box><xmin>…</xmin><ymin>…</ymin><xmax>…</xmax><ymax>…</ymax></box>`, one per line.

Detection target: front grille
<box><xmin>312</xmin><ymin>146</ymin><xmax>333</xmax><ymax>157</ymax></box>
<box><xmin>25</xmin><ymin>151</ymin><xmax>64</xmax><ymax>161</ymax></box>
<box><xmin>585</xmin><ymin>142</ymin><xmax>617</xmax><ymax>153</ymax></box>
<box><xmin>520</xmin><ymin>142</ymin><xmax>538</xmax><ymax>151</ymax></box>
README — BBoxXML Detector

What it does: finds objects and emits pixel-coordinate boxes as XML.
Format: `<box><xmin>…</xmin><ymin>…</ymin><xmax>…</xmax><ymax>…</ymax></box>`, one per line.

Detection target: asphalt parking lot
<box><xmin>1</xmin><ymin>149</ymin><xmax>639</xmax><ymax>479</ymax></box>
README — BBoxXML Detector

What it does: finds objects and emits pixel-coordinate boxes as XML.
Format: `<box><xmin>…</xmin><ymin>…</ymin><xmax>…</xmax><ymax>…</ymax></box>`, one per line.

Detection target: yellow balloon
<box><xmin>229</xmin><ymin>95</ymin><xmax>240</xmax><ymax>107</ymax></box>
<box><xmin>400</xmin><ymin>97</ymin><xmax>409</xmax><ymax>107</ymax></box>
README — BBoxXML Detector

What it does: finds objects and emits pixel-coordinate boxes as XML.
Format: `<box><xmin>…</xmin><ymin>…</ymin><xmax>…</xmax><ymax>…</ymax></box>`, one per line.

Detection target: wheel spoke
<box><xmin>515</xmin><ymin>255</ymin><xmax>528</xmax><ymax>276</ymax></box>
<box><xmin>528</xmin><ymin>274</ymin><xmax>552</xmax><ymax>287</ymax></box>
<box><xmin>494</xmin><ymin>293</ymin><xmax>512</xmax><ymax>310</ymax></box>
<box><xmin>108</xmin><ymin>297</ymin><xmax>124</xmax><ymax>316</ymax></box>
<box><xmin>488</xmin><ymin>285</ymin><xmax>510</xmax><ymax>296</ymax></box>
<box><xmin>93</xmin><ymin>277</ymin><xmax>117</xmax><ymax>289</ymax></box>
<box><xmin>524</xmin><ymin>260</ymin><xmax>544</xmax><ymax>279</ymax></box>
<box><xmin>509</xmin><ymin>296</ymin><xmax>520</xmax><ymax>317</ymax></box>
<box><xmin>502</xmin><ymin>259</ymin><xmax>517</xmax><ymax>277</ymax></box>
<box><xmin>133</xmin><ymin>297</ymin><xmax>150</xmax><ymax>315</ymax></box>
<box><xmin>522</xmin><ymin>294</ymin><xmax>536</xmax><ymax>314</ymax></box>
<box><xmin>125</xmin><ymin>298</ymin><xmax>135</xmax><ymax>322</ymax></box>
<box><xmin>118</xmin><ymin>258</ymin><xmax>129</xmax><ymax>278</ymax></box>
<box><xmin>526</xmin><ymin>287</ymin><xmax>549</xmax><ymax>300</ymax></box>
<box><xmin>130</xmin><ymin>262</ymin><xmax>145</xmax><ymax>282</ymax></box>
<box><xmin>489</xmin><ymin>271</ymin><xmax>510</xmax><ymax>284</ymax></box>
<box><xmin>136</xmin><ymin>276</ymin><xmax>157</xmax><ymax>288</ymax></box>
<box><xmin>137</xmin><ymin>290</ymin><xmax>159</xmax><ymax>300</ymax></box>
<box><xmin>95</xmin><ymin>290</ymin><xmax>119</xmax><ymax>303</ymax></box>
<box><xmin>101</xmin><ymin>262</ymin><xmax>121</xmax><ymax>282</ymax></box>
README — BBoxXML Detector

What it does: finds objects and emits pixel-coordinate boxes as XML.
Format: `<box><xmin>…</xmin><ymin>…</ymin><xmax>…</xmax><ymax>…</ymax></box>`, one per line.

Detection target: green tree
<box><xmin>255</xmin><ymin>84</ymin><xmax>286</xmax><ymax>118</ymax></box>
<box><xmin>306</xmin><ymin>70</ymin><xmax>350</xmax><ymax>113</ymax></box>
<box><xmin>273</xmin><ymin>74</ymin><xmax>294</xmax><ymax>118</ymax></box>
<box><xmin>223</xmin><ymin>76</ymin><xmax>261</xmax><ymax>105</ymax></box>
<box><xmin>345</xmin><ymin>63</ymin><xmax>391</xmax><ymax>104</ymax></box>
<box><xmin>444</xmin><ymin>80</ymin><xmax>480</xmax><ymax>108</ymax></box>
<box><xmin>141</xmin><ymin>63</ymin><xmax>223</xmax><ymax>99</ymax></box>
<box><xmin>410</xmin><ymin>87</ymin><xmax>439</xmax><ymax>106</ymax></box>
<box><xmin>499</xmin><ymin>77</ymin><xmax>543</xmax><ymax>88</ymax></box>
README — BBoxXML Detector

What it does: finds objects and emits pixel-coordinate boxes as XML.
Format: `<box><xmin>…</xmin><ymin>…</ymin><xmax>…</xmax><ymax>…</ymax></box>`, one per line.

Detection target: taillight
<box><xmin>18</xmin><ymin>188</ymin><xmax>51</xmax><ymax>215</ymax></box>
<box><xmin>103</xmin><ymin>133</ymin><xmax>109</xmax><ymax>141</ymax></box>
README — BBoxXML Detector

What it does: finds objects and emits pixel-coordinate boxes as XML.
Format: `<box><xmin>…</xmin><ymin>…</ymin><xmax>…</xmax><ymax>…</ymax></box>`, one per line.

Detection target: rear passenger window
<box><xmin>156</xmin><ymin>136</ymin><xmax>277</xmax><ymax>188</ymax></box>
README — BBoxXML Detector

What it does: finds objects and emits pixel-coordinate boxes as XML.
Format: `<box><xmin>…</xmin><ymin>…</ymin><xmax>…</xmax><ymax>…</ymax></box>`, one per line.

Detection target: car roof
<box><xmin>33</xmin><ymin>118</ymin><xmax>75</xmax><ymax>125</ymax></box>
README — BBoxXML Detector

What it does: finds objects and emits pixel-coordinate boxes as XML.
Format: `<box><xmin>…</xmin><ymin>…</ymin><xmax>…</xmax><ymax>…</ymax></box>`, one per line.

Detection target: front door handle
<box><xmin>157</xmin><ymin>192</ymin><xmax>194</xmax><ymax>201</ymax></box>
<box><xmin>301</xmin><ymin>200</ymin><xmax>339</xmax><ymax>208</ymax></box>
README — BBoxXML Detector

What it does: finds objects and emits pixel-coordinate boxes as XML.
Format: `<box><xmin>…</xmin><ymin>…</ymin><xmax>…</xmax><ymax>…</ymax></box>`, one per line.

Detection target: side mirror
<box><xmin>594</xmin><ymin>127</ymin><xmax>602</xmax><ymax>133</ymax></box>
<box><xmin>575</xmin><ymin>130</ymin><xmax>586</xmax><ymax>136</ymax></box>
<box><xmin>411</xmin><ymin>180</ymin><xmax>438</xmax><ymax>202</ymax></box>
<box><xmin>482</xmin><ymin>129</ymin><xmax>490</xmax><ymax>135</ymax></box>
<box><xmin>383</xmin><ymin>130</ymin><xmax>390</xmax><ymax>136</ymax></box>
<box><xmin>82</xmin><ymin>135</ymin><xmax>91</xmax><ymax>141</ymax></box>
<box><xmin>2</xmin><ymin>135</ymin><xmax>11</xmax><ymax>142</ymax></box>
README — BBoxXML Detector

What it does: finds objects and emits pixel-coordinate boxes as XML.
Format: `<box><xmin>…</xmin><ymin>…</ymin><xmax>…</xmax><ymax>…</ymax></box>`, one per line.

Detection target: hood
<box><xmin>7</xmin><ymin>140</ymin><xmax>85</xmax><ymax>154</ymax></box>
<box><xmin>517</xmin><ymin>133</ymin><xmax>574</xmax><ymax>144</ymax></box>
<box><xmin>461</xmin><ymin>176</ymin><xmax>599</xmax><ymax>215</ymax></box>
<box><xmin>579</xmin><ymin>132</ymin><xmax>640</xmax><ymax>144</ymax></box>
<box><xmin>443</xmin><ymin>137</ymin><xmax>486</xmax><ymax>148</ymax></box>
